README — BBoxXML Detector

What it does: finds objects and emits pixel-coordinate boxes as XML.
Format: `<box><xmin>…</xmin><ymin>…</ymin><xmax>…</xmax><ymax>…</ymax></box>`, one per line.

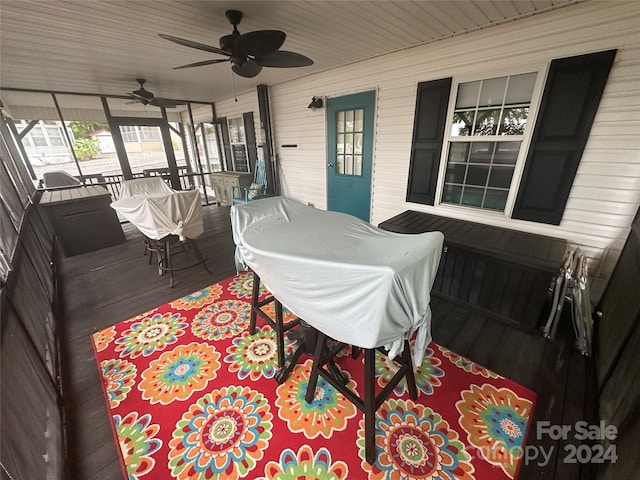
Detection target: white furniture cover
<box><xmin>118</xmin><ymin>177</ymin><xmax>174</xmax><ymax>199</ymax></box>
<box><xmin>111</xmin><ymin>182</ymin><xmax>203</xmax><ymax>241</ymax></box>
<box><xmin>231</xmin><ymin>196</ymin><xmax>444</xmax><ymax>365</ymax></box>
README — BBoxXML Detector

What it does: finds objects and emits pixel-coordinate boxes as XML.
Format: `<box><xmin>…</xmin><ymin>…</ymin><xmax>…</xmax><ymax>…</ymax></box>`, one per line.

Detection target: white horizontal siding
<box><xmin>243</xmin><ymin>0</ymin><xmax>640</xmax><ymax>302</ymax></box>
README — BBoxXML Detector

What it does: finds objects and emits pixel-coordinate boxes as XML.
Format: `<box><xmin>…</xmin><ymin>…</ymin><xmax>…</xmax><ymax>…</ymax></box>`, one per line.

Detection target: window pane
<box><xmin>337</xmin><ymin>112</ymin><xmax>344</xmax><ymax>132</ymax></box>
<box><xmin>488</xmin><ymin>166</ymin><xmax>514</xmax><ymax>188</ymax></box>
<box><xmin>446</xmin><ymin>163</ymin><xmax>467</xmax><ymax>184</ymax></box>
<box><xmin>484</xmin><ymin>189</ymin><xmax>509</xmax><ymax>210</ymax></box>
<box><xmin>232</xmin><ymin>144</ymin><xmax>248</xmax><ymax>172</ymax></box>
<box><xmin>478</xmin><ymin>77</ymin><xmax>507</xmax><ymax>107</ymax></box>
<box><xmin>499</xmin><ymin>107</ymin><xmax>529</xmax><ymax>135</ymax></box>
<box><xmin>354</xmin><ymin>133</ymin><xmax>362</xmax><ymax>154</ymax></box>
<box><xmin>506</xmin><ymin>72</ymin><xmax>537</xmax><ymax>105</ymax></box>
<box><xmin>456</xmin><ymin>81</ymin><xmax>480</xmax><ymax>109</ymax></box>
<box><xmin>452</xmin><ymin>111</ymin><xmax>474</xmax><ymax>136</ymax></box>
<box><xmin>345</xmin><ymin>155</ymin><xmax>353</xmax><ymax>175</ymax></box>
<box><xmin>345</xmin><ymin>110</ymin><xmax>354</xmax><ymax>131</ymax></box>
<box><xmin>462</xmin><ymin>187</ymin><xmax>484</xmax><ymax>207</ymax></box>
<box><xmin>337</xmin><ymin>134</ymin><xmax>345</xmax><ymax>154</ymax></box>
<box><xmin>355</xmin><ymin>109</ymin><xmax>364</xmax><ymax>131</ymax></box>
<box><xmin>448</xmin><ymin>143</ymin><xmax>469</xmax><ymax>163</ymax></box>
<box><xmin>31</xmin><ymin>126</ymin><xmax>47</xmax><ymax>146</ymax></box>
<box><xmin>494</xmin><ymin>142</ymin><xmax>520</xmax><ymax>165</ymax></box>
<box><xmin>442</xmin><ymin>184</ymin><xmax>462</xmax><ymax>204</ymax></box>
<box><xmin>336</xmin><ymin>154</ymin><xmax>344</xmax><ymax>174</ymax></box>
<box><xmin>466</xmin><ymin>165</ymin><xmax>489</xmax><ymax>186</ymax></box>
<box><xmin>469</xmin><ymin>142</ymin><xmax>495</xmax><ymax>163</ymax></box>
<box><xmin>228</xmin><ymin>118</ymin><xmax>245</xmax><ymax>142</ymax></box>
<box><xmin>46</xmin><ymin>127</ymin><xmax>64</xmax><ymax>146</ymax></box>
<box><xmin>473</xmin><ymin>109</ymin><xmax>500</xmax><ymax>135</ymax></box>
<box><xmin>354</xmin><ymin>155</ymin><xmax>362</xmax><ymax>176</ymax></box>
<box><xmin>345</xmin><ymin>133</ymin><xmax>354</xmax><ymax>154</ymax></box>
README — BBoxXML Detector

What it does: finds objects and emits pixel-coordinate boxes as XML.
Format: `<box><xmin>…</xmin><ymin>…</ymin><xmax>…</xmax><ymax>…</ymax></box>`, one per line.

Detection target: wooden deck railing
<box><xmin>38</xmin><ymin>167</ymin><xmax>208</xmax><ymax>202</ymax></box>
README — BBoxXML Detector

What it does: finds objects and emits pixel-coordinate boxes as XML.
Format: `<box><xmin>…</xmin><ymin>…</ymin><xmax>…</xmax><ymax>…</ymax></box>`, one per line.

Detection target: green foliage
<box><xmin>74</xmin><ymin>138</ymin><xmax>101</xmax><ymax>161</ymax></box>
<box><xmin>68</xmin><ymin>121</ymin><xmax>109</xmax><ymax>140</ymax></box>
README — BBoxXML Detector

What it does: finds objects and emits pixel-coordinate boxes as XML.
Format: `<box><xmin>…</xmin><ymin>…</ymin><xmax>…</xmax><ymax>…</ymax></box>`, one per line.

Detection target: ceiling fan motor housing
<box><xmin>219</xmin><ymin>33</ymin><xmax>237</xmax><ymax>52</ymax></box>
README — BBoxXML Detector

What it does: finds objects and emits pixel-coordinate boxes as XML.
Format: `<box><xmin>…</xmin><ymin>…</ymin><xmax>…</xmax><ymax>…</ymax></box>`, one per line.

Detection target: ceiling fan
<box><xmin>126</xmin><ymin>79</ymin><xmax>186</xmax><ymax>108</ymax></box>
<box><xmin>159</xmin><ymin>9</ymin><xmax>313</xmax><ymax>78</ymax></box>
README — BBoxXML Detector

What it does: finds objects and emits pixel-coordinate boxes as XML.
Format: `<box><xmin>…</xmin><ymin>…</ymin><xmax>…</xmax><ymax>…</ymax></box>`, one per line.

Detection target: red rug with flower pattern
<box><xmin>92</xmin><ymin>272</ymin><xmax>537</xmax><ymax>480</ymax></box>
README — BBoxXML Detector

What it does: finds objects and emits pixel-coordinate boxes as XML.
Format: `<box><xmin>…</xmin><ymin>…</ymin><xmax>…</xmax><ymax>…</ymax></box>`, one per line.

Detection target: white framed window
<box><xmin>439</xmin><ymin>72</ymin><xmax>539</xmax><ymax>213</ymax></box>
<box><xmin>227</xmin><ymin>117</ymin><xmax>248</xmax><ymax>172</ymax></box>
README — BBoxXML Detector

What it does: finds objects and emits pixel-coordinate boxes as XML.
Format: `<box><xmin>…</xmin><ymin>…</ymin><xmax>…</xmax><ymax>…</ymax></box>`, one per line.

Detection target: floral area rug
<box><xmin>92</xmin><ymin>272</ymin><xmax>537</xmax><ymax>479</ymax></box>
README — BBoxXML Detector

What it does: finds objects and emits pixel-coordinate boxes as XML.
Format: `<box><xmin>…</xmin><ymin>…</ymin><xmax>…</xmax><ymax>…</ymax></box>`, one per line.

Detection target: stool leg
<box><xmin>364</xmin><ymin>348</ymin><xmax>377</xmax><ymax>465</ymax></box>
<box><xmin>275</xmin><ymin>300</ymin><xmax>285</xmax><ymax>368</ymax></box>
<box><xmin>249</xmin><ymin>272</ymin><xmax>260</xmax><ymax>335</ymax></box>
<box><xmin>305</xmin><ymin>332</ymin><xmax>327</xmax><ymax>404</ymax></box>
<box><xmin>403</xmin><ymin>340</ymin><xmax>418</xmax><ymax>400</ymax></box>
<box><xmin>189</xmin><ymin>239</ymin><xmax>211</xmax><ymax>275</ymax></box>
<box><xmin>165</xmin><ymin>239</ymin><xmax>174</xmax><ymax>288</ymax></box>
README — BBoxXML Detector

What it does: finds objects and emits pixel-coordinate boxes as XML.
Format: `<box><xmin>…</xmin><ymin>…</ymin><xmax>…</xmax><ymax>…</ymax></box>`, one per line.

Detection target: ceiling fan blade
<box><xmin>235</xmin><ymin>30</ymin><xmax>286</xmax><ymax>57</ymax></box>
<box><xmin>231</xmin><ymin>60</ymin><xmax>263</xmax><ymax>78</ymax></box>
<box><xmin>256</xmin><ymin>50</ymin><xmax>314</xmax><ymax>68</ymax></box>
<box><xmin>173</xmin><ymin>58</ymin><xmax>229</xmax><ymax>70</ymax></box>
<box><xmin>151</xmin><ymin>97</ymin><xmax>186</xmax><ymax>107</ymax></box>
<box><xmin>159</xmin><ymin>33</ymin><xmax>231</xmax><ymax>56</ymax></box>
<box><xmin>132</xmin><ymin>89</ymin><xmax>153</xmax><ymax>100</ymax></box>
<box><xmin>129</xmin><ymin>93</ymin><xmax>152</xmax><ymax>104</ymax></box>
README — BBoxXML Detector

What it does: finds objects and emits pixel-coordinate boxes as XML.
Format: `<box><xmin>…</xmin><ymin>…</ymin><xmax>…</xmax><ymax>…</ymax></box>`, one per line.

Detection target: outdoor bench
<box><xmin>378</xmin><ymin>210</ymin><xmax>568</xmax><ymax>331</ymax></box>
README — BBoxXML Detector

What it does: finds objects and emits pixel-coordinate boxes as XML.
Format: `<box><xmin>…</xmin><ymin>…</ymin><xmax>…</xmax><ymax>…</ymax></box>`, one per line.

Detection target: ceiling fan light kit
<box><xmin>160</xmin><ymin>10</ymin><xmax>313</xmax><ymax>78</ymax></box>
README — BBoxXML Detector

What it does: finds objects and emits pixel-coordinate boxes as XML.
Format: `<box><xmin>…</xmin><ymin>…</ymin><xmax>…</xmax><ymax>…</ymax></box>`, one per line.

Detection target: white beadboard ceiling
<box><xmin>0</xmin><ymin>0</ymin><xmax>585</xmax><ymax>111</ymax></box>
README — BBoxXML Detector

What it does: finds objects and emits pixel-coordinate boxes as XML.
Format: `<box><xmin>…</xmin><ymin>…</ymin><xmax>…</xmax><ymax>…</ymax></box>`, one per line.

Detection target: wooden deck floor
<box><xmin>57</xmin><ymin>204</ymin><xmax>595</xmax><ymax>480</ymax></box>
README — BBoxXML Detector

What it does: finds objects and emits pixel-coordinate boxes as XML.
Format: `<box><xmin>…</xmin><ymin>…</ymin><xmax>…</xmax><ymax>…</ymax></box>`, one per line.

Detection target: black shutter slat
<box><xmin>513</xmin><ymin>49</ymin><xmax>616</xmax><ymax>225</ymax></box>
<box><xmin>406</xmin><ymin>77</ymin><xmax>452</xmax><ymax>205</ymax></box>
<box><xmin>243</xmin><ymin>112</ymin><xmax>258</xmax><ymax>173</ymax></box>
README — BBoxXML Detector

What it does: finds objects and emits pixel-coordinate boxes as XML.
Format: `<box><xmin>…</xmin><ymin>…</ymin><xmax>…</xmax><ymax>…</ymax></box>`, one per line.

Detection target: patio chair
<box><xmin>231</xmin><ymin>160</ymin><xmax>267</xmax><ymax>204</ymax></box>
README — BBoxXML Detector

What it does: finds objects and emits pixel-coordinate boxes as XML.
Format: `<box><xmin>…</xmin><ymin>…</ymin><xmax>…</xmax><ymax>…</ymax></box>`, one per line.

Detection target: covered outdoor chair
<box><xmin>231</xmin><ymin>160</ymin><xmax>267</xmax><ymax>205</ymax></box>
<box><xmin>111</xmin><ymin>179</ymin><xmax>210</xmax><ymax>287</ymax></box>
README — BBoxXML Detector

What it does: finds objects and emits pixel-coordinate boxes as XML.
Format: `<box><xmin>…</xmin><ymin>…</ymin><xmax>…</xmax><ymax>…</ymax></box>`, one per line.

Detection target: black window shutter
<box><xmin>218</xmin><ymin>116</ymin><xmax>232</xmax><ymax>171</ymax></box>
<box><xmin>243</xmin><ymin>112</ymin><xmax>258</xmax><ymax>173</ymax></box>
<box><xmin>513</xmin><ymin>49</ymin><xmax>616</xmax><ymax>225</ymax></box>
<box><xmin>406</xmin><ymin>77</ymin><xmax>452</xmax><ymax>205</ymax></box>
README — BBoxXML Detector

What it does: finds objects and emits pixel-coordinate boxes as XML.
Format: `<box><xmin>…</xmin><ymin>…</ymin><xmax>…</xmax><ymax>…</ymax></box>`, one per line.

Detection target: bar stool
<box><xmin>249</xmin><ymin>272</ymin><xmax>301</xmax><ymax>382</ymax></box>
<box><xmin>158</xmin><ymin>236</ymin><xmax>210</xmax><ymax>288</ymax></box>
<box><xmin>305</xmin><ymin>331</ymin><xmax>418</xmax><ymax>465</ymax></box>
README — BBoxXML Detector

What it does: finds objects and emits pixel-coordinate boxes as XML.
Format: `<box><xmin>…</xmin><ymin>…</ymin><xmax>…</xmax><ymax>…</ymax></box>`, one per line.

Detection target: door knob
<box><xmin>327</xmin><ymin>163</ymin><xmax>333</xmax><ymax>167</ymax></box>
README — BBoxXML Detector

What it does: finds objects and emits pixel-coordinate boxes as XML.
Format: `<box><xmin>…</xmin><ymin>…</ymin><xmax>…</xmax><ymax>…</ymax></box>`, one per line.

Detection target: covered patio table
<box><xmin>231</xmin><ymin>196</ymin><xmax>444</xmax><ymax>365</ymax></box>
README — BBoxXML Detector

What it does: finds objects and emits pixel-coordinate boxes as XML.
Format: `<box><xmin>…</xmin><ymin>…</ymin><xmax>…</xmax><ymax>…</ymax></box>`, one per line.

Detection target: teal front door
<box><xmin>326</xmin><ymin>91</ymin><xmax>375</xmax><ymax>222</ymax></box>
